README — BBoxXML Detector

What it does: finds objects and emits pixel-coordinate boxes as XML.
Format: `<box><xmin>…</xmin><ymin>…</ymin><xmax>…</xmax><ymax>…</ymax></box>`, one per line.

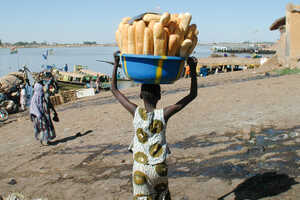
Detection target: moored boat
<box><xmin>52</xmin><ymin>67</ymin><xmax>111</xmax><ymax>91</ymax></box>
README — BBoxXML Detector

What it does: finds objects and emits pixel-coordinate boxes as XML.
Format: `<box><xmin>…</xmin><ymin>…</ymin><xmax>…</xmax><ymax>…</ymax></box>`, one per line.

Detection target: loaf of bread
<box><xmin>168</xmin><ymin>34</ymin><xmax>180</xmax><ymax>56</ymax></box>
<box><xmin>115</xmin><ymin>29</ymin><xmax>121</xmax><ymax>50</ymax></box>
<box><xmin>186</xmin><ymin>24</ymin><xmax>197</xmax><ymax>39</ymax></box>
<box><xmin>143</xmin><ymin>13</ymin><xmax>161</xmax><ymax>22</ymax></box>
<box><xmin>148</xmin><ymin>20</ymin><xmax>157</xmax><ymax>31</ymax></box>
<box><xmin>128</xmin><ymin>24</ymin><xmax>136</xmax><ymax>54</ymax></box>
<box><xmin>160</xmin><ymin>12</ymin><xmax>170</xmax><ymax>26</ymax></box>
<box><xmin>121</xmin><ymin>23</ymin><xmax>129</xmax><ymax>54</ymax></box>
<box><xmin>179</xmin><ymin>39</ymin><xmax>192</xmax><ymax>57</ymax></box>
<box><xmin>179</xmin><ymin>13</ymin><xmax>192</xmax><ymax>33</ymax></box>
<box><xmin>116</xmin><ymin>12</ymin><xmax>198</xmax><ymax>57</ymax></box>
<box><xmin>135</xmin><ymin>20</ymin><xmax>146</xmax><ymax>54</ymax></box>
<box><xmin>144</xmin><ymin>27</ymin><xmax>154</xmax><ymax>55</ymax></box>
<box><xmin>153</xmin><ymin>22</ymin><xmax>167</xmax><ymax>56</ymax></box>
<box><xmin>187</xmin><ymin>35</ymin><xmax>198</xmax><ymax>56</ymax></box>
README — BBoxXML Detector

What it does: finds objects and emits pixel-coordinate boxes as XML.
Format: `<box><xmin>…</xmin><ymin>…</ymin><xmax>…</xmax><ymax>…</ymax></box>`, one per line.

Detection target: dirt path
<box><xmin>1</xmin><ymin>68</ymin><xmax>300</xmax><ymax>200</ymax></box>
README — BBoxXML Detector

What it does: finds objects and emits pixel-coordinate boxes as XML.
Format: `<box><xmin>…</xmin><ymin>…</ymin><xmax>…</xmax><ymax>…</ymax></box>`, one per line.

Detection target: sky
<box><xmin>1</xmin><ymin>0</ymin><xmax>300</xmax><ymax>44</ymax></box>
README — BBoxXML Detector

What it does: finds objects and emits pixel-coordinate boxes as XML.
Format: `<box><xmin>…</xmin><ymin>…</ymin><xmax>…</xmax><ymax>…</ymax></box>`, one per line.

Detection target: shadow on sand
<box><xmin>218</xmin><ymin>172</ymin><xmax>298</xmax><ymax>200</ymax></box>
<box><xmin>49</xmin><ymin>130</ymin><xmax>93</xmax><ymax>146</ymax></box>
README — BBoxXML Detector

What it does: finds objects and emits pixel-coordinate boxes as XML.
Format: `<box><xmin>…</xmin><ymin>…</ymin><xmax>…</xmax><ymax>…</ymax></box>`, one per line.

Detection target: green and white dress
<box><xmin>130</xmin><ymin>107</ymin><xmax>171</xmax><ymax>200</ymax></box>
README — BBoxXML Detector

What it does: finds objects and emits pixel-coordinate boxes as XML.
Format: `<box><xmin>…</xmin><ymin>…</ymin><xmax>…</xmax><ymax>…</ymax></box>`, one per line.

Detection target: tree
<box><xmin>14</xmin><ymin>41</ymin><xmax>29</xmax><ymax>46</ymax></box>
<box><xmin>83</xmin><ymin>41</ymin><xmax>97</xmax><ymax>45</ymax></box>
<box><xmin>0</xmin><ymin>40</ymin><xmax>2</xmax><ymax>46</ymax></box>
<box><xmin>30</xmin><ymin>41</ymin><xmax>38</xmax><ymax>45</ymax></box>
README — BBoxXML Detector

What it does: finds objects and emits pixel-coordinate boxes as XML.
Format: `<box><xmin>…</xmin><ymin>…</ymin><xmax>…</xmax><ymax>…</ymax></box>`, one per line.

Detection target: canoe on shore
<box><xmin>56</xmin><ymin>80</ymin><xmax>86</xmax><ymax>91</ymax></box>
<box><xmin>56</xmin><ymin>78</ymin><xmax>111</xmax><ymax>91</ymax></box>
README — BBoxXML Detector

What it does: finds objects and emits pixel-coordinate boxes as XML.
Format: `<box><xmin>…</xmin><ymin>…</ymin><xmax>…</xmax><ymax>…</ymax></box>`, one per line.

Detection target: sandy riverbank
<box><xmin>1</xmin><ymin>62</ymin><xmax>300</xmax><ymax>199</ymax></box>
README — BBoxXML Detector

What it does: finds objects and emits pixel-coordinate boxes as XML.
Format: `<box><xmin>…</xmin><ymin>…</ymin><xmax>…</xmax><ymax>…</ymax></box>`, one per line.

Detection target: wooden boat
<box><xmin>52</xmin><ymin>69</ymin><xmax>111</xmax><ymax>91</ymax></box>
<box><xmin>53</xmin><ymin>71</ymin><xmax>87</xmax><ymax>90</ymax></box>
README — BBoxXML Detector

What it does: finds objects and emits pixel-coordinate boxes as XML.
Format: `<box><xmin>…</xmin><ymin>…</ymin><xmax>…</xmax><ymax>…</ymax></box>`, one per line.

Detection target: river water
<box><xmin>0</xmin><ymin>45</ymin><xmax>213</xmax><ymax>78</ymax></box>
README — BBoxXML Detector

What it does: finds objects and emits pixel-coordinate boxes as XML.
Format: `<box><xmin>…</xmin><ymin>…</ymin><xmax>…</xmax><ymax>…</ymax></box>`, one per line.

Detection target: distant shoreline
<box><xmin>0</xmin><ymin>43</ymin><xmax>118</xmax><ymax>49</ymax></box>
<box><xmin>0</xmin><ymin>42</ymin><xmax>274</xmax><ymax>49</ymax></box>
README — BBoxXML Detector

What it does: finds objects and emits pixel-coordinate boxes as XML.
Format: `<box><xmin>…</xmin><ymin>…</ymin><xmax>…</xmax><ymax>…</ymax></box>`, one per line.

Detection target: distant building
<box><xmin>270</xmin><ymin>3</ymin><xmax>300</xmax><ymax>68</ymax></box>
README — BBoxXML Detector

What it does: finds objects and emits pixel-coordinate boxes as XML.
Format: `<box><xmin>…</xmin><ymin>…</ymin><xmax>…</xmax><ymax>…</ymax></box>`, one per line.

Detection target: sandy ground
<box><xmin>1</xmin><ymin>62</ymin><xmax>300</xmax><ymax>200</ymax></box>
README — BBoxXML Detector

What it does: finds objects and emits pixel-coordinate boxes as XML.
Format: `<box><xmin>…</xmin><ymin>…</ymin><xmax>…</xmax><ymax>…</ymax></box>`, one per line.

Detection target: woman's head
<box><xmin>140</xmin><ymin>84</ymin><xmax>161</xmax><ymax>104</ymax></box>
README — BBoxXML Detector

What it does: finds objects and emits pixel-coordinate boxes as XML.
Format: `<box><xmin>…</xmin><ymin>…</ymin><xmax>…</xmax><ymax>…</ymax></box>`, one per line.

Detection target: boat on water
<box><xmin>10</xmin><ymin>47</ymin><xmax>18</xmax><ymax>54</ymax></box>
<box><xmin>52</xmin><ymin>65</ymin><xmax>111</xmax><ymax>91</ymax></box>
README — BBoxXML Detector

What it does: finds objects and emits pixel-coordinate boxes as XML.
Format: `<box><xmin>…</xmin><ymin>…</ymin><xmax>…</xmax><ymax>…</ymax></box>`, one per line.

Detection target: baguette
<box><xmin>167</xmin><ymin>21</ymin><xmax>178</xmax><ymax>34</ymax></box>
<box><xmin>128</xmin><ymin>24</ymin><xmax>136</xmax><ymax>54</ymax></box>
<box><xmin>180</xmin><ymin>13</ymin><xmax>192</xmax><ymax>33</ymax></box>
<box><xmin>121</xmin><ymin>24</ymin><xmax>129</xmax><ymax>53</ymax></box>
<box><xmin>186</xmin><ymin>24</ymin><xmax>197</xmax><ymax>39</ymax></box>
<box><xmin>135</xmin><ymin>20</ymin><xmax>146</xmax><ymax>54</ymax></box>
<box><xmin>178</xmin><ymin>13</ymin><xmax>184</xmax><ymax>25</ymax></box>
<box><xmin>115</xmin><ymin>29</ymin><xmax>121</xmax><ymax>50</ymax></box>
<box><xmin>160</xmin><ymin>12</ymin><xmax>171</xmax><ymax>26</ymax></box>
<box><xmin>148</xmin><ymin>20</ymin><xmax>158</xmax><ymax>31</ymax></box>
<box><xmin>164</xmin><ymin>27</ymin><xmax>169</xmax><ymax>55</ymax></box>
<box><xmin>121</xmin><ymin>17</ymin><xmax>131</xmax><ymax>24</ymax></box>
<box><xmin>143</xmin><ymin>27</ymin><xmax>154</xmax><ymax>55</ymax></box>
<box><xmin>171</xmin><ymin>13</ymin><xmax>179</xmax><ymax>21</ymax></box>
<box><xmin>168</xmin><ymin>34</ymin><xmax>180</xmax><ymax>56</ymax></box>
<box><xmin>186</xmin><ymin>35</ymin><xmax>198</xmax><ymax>56</ymax></box>
<box><xmin>175</xmin><ymin>26</ymin><xmax>185</xmax><ymax>46</ymax></box>
<box><xmin>179</xmin><ymin>39</ymin><xmax>192</xmax><ymax>57</ymax></box>
<box><xmin>153</xmin><ymin>22</ymin><xmax>167</xmax><ymax>56</ymax></box>
<box><xmin>143</xmin><ymin>13</ymin><xmax>161</xmax><ymax>22</ymax></box>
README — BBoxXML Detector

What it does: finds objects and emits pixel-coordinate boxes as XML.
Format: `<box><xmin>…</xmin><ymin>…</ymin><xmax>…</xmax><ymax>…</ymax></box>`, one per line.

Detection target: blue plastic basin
<box><xmin>120</xmin><ymin>54</ymin><xmax>185</xmax><ymax>84</ymax></box>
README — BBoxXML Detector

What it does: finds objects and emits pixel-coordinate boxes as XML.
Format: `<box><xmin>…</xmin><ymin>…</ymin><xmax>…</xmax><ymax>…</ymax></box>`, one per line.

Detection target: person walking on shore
<box><xmin>43</xmin><ymin>75</ymin><xmax>59</xmax><ymax>139</ymax></box>
<box><xmin>111</xmin><ymin>51</ymin><xmax>198</xmax><ymax>199</ymax></box>
<box><xmin>30</xmin><ymin>80</ymin><xmax>58</xmax><ymax>145</ymax></box>
<box><xmin>19</xmin><ymin>84</ymin><xmax>27</xmax><ymax>111</ymax></box>
<box><xmin>96</xmin><ymin>75</ymin><xmax>101</xmax><ymax>93</ymax></box>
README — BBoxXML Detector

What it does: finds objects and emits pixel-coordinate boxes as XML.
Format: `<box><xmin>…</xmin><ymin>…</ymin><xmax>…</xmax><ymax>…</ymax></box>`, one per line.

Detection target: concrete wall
<box><xmin>286</xmin><ymin>4</ymin><xmax>300</xmax><ymax>67</ymax></box>
<box><xmin>276</xmin><ymin>27</ymin><xmax>287</xmax><ymax>66</ymax></box>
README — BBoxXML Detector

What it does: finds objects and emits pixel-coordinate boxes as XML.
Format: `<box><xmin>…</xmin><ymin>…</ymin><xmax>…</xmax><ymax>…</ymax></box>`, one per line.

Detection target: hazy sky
<box><xmin>1</xmin><ymin>0</ymin><xmax>299</xmax><ymax>43</ymax></box>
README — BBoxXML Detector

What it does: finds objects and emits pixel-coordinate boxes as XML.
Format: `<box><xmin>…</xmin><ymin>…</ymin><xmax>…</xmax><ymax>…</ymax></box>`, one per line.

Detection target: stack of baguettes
<box><xmin>115</xmin><ymin>12</ymin><xmax>198</xmax><ymax>57</ymax></box>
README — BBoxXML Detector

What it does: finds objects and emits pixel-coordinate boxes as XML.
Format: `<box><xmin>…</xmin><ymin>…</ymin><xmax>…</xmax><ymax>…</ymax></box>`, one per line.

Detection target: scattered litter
<box><xmin>8</xmin><ymin>178</ymin><xmax>17</xmax><ymax>185</ymax></box>
<box><xmin>76</xmin><ymin>88</ymin><xmax>95</xmax><ymax>98</ymax></box>
<box><xmin>289</xmin><ymin>131</ymin><xmax>299</xmax><ymax>138</ymax></box>
<box><xmin>6</xmin><ymin>193</ymin><xmax>24</xmax><ymax>200</ymax></box>
<box><xmin>270</xmin><ymin>134</ymin><xmax>289</xmax><ymax>141</ymax></box>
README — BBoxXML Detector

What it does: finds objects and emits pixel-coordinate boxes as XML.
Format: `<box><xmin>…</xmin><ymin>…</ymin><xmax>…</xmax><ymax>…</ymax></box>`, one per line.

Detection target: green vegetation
<box><xmin>274</xmin><ymin>68</ymin><xmax>300</xmax><ymax>75</ymax></box>
<box><xmin>83</xmin><ymin>41</ymin><xmax>97</xmax><ymax>45</ymax></box>
<box><xmin>13</xmin><ymin>41</ymin><xmax>48</xmax><ymax>46</ymax></box>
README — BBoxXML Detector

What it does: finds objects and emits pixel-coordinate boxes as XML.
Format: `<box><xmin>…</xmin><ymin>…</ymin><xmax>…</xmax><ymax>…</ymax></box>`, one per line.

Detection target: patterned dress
<box><xmin>30</xmin><ymin>82</ymin><xmax>56</xmax><ymax>145</ymax></box>
<box><xmin>130</xmin><ymin>107</ymin><xmax>171</xmax><ymax>200</ymax></box>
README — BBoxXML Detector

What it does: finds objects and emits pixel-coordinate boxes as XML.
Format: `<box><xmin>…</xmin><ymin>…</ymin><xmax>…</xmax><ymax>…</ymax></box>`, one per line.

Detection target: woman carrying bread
<box><xmin>111</xmin><ymin>51</ymin><xmax>198</xmax><ymax>199</ymax></box>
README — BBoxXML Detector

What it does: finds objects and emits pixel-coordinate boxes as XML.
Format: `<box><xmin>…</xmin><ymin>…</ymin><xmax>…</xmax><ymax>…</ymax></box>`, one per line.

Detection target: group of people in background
<box><xmin>185</xmin><ymin>64</ymin><xmax>208</xmax><ymax>78</ymax></box>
